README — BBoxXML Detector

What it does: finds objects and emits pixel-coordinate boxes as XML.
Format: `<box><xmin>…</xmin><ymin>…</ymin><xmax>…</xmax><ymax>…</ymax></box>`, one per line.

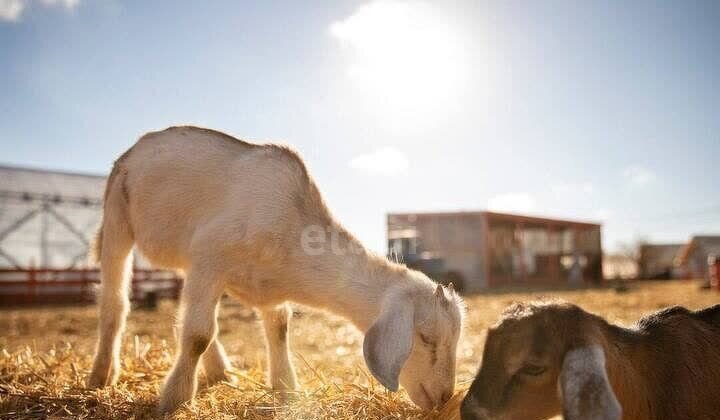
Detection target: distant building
<box><xmin>602</xmin><ymin>254</ymin><xmax>638</xmax><ymax>280</ymax></box>
<box><xmin>0</xmin><ymin>164</ymin><xmax>179</xmax><ymax>305</ymax></box>
<box><xmin>637</xmin><ymin>244</ymin><xmax>683</xmax><ymax>279</ymax></box>
<box><xmin>0</xmin><ymin>164</ymin><xmax>160</xmax><ymax>270</ymax></box>
<box><xmin>675</xmin><ymin>235</ymin><xmax>720</xmax><ymax>279</ymax></box>
<box><xmin>387</xmin><ymin>211</ymin><xmax>602</xmax><ymax>293</ymax></box>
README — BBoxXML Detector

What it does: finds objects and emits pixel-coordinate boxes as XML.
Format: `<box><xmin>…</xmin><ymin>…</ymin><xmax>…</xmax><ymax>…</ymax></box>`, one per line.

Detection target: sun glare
<box><xmin>330</xmin><ymin>1</ymin><xmax>466</xmax><ymax>121</ymax></box>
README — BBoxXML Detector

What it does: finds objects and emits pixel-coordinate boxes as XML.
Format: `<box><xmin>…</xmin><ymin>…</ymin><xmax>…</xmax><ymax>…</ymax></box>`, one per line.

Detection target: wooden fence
<box><xmin>0</xmin><ymin>268</ymin><xmax>182</xmax><ymax>306</ymax></box>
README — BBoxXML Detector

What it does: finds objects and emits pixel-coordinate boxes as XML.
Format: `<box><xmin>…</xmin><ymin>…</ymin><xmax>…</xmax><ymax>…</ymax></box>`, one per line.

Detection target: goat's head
<box><xmin>461</xmin><ymin>302</ymin><xmax>621</xmax><ymax>420</ymax></box>
<box><xmin>363</xmin><ymin>278</ymin><xmax>464</xmax><ymax>410</ymax></box>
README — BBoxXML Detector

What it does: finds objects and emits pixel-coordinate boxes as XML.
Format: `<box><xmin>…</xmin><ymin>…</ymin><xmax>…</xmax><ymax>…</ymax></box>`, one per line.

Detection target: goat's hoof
<box><xmin>87</xmin><ymin>372</ymin><xmax>111</xmax><ymax>389</ymax></box>
<box><xmin>206</xmin><ymin>372</ymin><xmax>235</xmax><ymax>387</ymax></box>
<box><xmin>270</xmin><ymin>373</ymin><xmax>298</xmax><ymax>392</ymax></box>
<box><xmin>158</xmin><ymin>386</ymin><xmax>197</xmax><ymax>415</ymax></box>
<box><xmin>86</xmin><ymin>378</ymin><xmax>105</xmax><ymax>389</ymax></box>
<box><xmin>273</xmin><ymin>387</ymin><xmax>300</xmax><ymax>403</ymax></box>
<box><xmin>157</xmin><ymin>397</ymin><xmax>186</xmax><ymax>416</ymax></box>
<box><xmin>87</xmin><ymin>362</ymin><xmax>119</xmax><ymax>389</ymax></box>
<box><xmin>271</xmin><ymin>378</ymin><xmax>299</xmax><ymax>402</ymax></box>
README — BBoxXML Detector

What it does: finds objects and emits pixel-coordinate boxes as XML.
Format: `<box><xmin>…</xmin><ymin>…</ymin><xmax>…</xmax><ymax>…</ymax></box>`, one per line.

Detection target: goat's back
<box><xmin>630</xmin><ymin>304</ymin><xmax>720</xmax><ymax>420</ymax></box>
<box><xmin>110</xmin><ymin>126</ymin><xmax>320</xmax><ymax>269</ymax></box>
<box><xmin>694</xmin><ymin>304</ymin><xmax>720</xmax><ymax>326</ymax></box>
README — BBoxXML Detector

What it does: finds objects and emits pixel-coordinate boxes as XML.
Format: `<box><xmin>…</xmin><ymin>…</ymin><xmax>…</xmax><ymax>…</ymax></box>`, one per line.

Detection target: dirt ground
<box><xmin>1</xmin><ymin>280</ymin><xmax>718</xmax><ymax>419</ymax></box>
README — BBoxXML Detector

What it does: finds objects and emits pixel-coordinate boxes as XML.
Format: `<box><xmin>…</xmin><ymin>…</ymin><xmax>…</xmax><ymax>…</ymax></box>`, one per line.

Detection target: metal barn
<box><xmin>0</xmin><ymin>165</ymin><xmax>180</xmax><ymax>305</ymax></box>
<box><xmin>387</xmin><ymin>211</ymin><xmax>603</xmax><ymax>293</ymax></box>
<box><xmin>0</xmin><ymin>165</ymin><xmax>105</xmax><ymax>269</ymax></box>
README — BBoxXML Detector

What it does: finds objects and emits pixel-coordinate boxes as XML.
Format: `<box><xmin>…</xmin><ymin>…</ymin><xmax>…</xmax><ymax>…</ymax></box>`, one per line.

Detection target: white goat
<box><xmin>87</xmin><ymin>126</ymin><xmax>464</xmax><ymax>413</ymax></box>
<box><xmin>460</xmin><ymin>301</ymin><xmax>720</xmax><ymax>420</ymax></box>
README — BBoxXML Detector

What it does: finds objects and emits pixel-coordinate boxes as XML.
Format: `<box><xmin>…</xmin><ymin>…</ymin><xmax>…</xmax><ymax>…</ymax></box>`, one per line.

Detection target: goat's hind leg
<box><xmin>87</xmin><ymin>214</ymin><xmax>134</xmax><ymax>388</ymax></box>
<box><xmin>159</xmin><ymin>270</ymin><xmax>225</xmax><ymax>414</ymax></box>
<box><xmin>201</xmin><ymin>307</ymin><xmax>233</xmax><ymax>385</ymax></box>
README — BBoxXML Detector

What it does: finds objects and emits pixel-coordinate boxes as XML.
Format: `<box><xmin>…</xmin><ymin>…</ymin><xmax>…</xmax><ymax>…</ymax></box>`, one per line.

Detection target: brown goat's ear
<box><xmin>363</xmin><ymin>296</ymin><xmax>414</xmax><ymax>392</ymax></box>
<box><xmin>434</xmin><ymin>283</ymin><xmax>444</xmax><ymax>298</ymax></box>
<box><xmin>559</xmin><ymin>345</ymin><xmax>621</xmax><ymax>420</ymax></box>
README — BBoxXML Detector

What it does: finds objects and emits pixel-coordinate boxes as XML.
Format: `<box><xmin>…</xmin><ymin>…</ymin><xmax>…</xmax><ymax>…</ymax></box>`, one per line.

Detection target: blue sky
<box><xmin>1</xmin><ymin>0</ymin><xmax>718</xmax><ymax>253</ymax></box>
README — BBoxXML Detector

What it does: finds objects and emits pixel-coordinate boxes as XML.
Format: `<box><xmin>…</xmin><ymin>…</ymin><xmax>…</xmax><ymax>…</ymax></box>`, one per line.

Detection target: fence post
<box><xmin>28</xmin><ymin>268</ymin><xmax>36</xmax><ymax>304</ymax></box>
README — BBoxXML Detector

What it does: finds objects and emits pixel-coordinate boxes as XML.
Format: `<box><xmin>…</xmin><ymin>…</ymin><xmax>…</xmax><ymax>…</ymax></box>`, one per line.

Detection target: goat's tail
<box><xmin>90</xmin><ymin>150</ymin><xmax>134</xmax><ymax>265</ymax></box>
<box><xmin>89</xmin><ymin>154</ymin><xmax>136</xmax><ymax>327</ymax></box>
<box><xmin>92</xmin><ymin>155</ymin><xmax>135</xmax><ymax>299</ymax></box>
<box><xmin>95</xmin><ymin>158</ymin><xmax>134</xmax><ymax>300</ymax></box>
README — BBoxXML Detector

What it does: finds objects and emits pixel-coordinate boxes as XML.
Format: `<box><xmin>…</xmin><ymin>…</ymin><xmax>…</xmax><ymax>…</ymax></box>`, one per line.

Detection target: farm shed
<box><xmin>637</xmin><ymin>243</ymin><xmax>684</xmax><ymax>279</ymax></box>
<box><xmin>675</xmin><ymin>235</ymin><xmax>720</xmax><ymax>280</ymax></box>
<box><xmin>0</xmin><ymin>164</ymin><xmax>180</xmax><ymax>305</ymax></box>
<box><xmin>387</xmin><ymin>211</ymin><xmax>602</xmax><ymax>293</ymax></box>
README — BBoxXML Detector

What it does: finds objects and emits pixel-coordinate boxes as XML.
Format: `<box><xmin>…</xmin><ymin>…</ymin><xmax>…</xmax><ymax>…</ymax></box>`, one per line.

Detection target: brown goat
<box><xmin>460</xmin><ymin>302</ymin><xmax>720</xmax><ymax>420</ymax></box>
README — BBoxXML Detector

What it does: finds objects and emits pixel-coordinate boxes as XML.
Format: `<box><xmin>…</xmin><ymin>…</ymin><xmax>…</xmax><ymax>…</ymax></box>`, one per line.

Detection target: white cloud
<box><xmin>623</xmin><ymin>165</ymin><xmax>656</xmax><ymax>186</ymax></box>
<box><xmin>349</xmin><ymin>147</ymin><xmax>409</xmax><ymax>176</ymax></box>
<box><xmin>0</xmin><ymin>0</ymin><xmax>79</xmax><ymax>22</ymax></box>
<box><xmin>41</xmin><ymin>0</ymin><xmax>79</xmax><ymax>8</ymax></box>
<box><xmin>0</xmin><ymin>0</ymin><xmax>24</xmax><ymax>21</ymax></box>
<box><xmin>487</xmin><ymin>193</ymin><xmax>536</xmax><ymax>214</ymax></box>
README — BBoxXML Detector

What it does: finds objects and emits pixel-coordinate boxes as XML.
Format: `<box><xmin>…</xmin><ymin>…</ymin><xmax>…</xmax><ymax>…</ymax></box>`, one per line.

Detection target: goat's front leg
<box><xmin>260</xmin><ymin>304</ymin><xmax>298</xmax><ymax>390</ymax></box>
<box><xmin>159</xmin><ymin>272</ymin><xmax>224</xmax><ymax>414</ymax></box>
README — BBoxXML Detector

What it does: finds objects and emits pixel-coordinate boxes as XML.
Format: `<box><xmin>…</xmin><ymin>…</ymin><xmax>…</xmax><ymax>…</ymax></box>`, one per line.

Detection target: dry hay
<box><xmin>1</xmin><ymin>280</ymin><xmax>717</xmax><ymax>419</ymax></box>
<box><xmin>0</xmin><ymin>341</ymin><xmax>429</xmax><ymax>419</ymax></box>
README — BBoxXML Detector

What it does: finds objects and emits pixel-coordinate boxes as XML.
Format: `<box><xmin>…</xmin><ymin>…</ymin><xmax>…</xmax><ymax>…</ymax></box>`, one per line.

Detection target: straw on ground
<box><xmin>1</xmin><ymin>280</ymin><xmax>717</xmax><ymax>419</ymax></box>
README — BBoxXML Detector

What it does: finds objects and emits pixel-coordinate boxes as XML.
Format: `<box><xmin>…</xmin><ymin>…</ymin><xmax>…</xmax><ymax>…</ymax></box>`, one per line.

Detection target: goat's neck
<box><xmin>603</xmin><ymin>325</ymin><xmax>655</xmax><ymax>420</ymax></box>
<box><xmin>289</xmin><ymin>222</ymin><xmax>419</xmax><ymax>332</ymax></box>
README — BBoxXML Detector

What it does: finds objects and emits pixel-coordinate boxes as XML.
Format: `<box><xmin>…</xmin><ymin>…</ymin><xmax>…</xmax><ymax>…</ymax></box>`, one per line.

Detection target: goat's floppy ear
<box><xmin>363</xmin><ymin>297</ymin><xmax>414</xmax><ymax>391</ymax></box>
<box><xmin>559</xmin><ymin>345</ymin><xmax>622</xmax><ymax>420</ymax></box>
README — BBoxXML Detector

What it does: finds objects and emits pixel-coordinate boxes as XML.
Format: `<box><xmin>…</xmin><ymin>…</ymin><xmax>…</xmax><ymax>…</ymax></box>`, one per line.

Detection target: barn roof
<box><xmin>0</xmin><ymin>164</ymin><xmax>106</xmax><ymax>200</ymax></box>
<box><xmin>676</xmin><ymin>235</ymin><xmax>720</xmax><ymax>265</ymax></box>
<box><xmin>388</xmin><ymin>210</ymin><xmax>601</xmax><ymax>228</ymax></box>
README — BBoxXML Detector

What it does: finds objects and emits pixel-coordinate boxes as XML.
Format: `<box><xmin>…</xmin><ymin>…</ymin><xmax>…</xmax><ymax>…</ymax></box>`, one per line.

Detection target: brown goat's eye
<box><xmin>518</xmin><ymin>364</ymin><xmax>546</xmax><ymax>376</ymax></box>
<box><xmin>419</xmin><ymin>334</ymin><xmax>435</xmax><ymax>346</ymax></box>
